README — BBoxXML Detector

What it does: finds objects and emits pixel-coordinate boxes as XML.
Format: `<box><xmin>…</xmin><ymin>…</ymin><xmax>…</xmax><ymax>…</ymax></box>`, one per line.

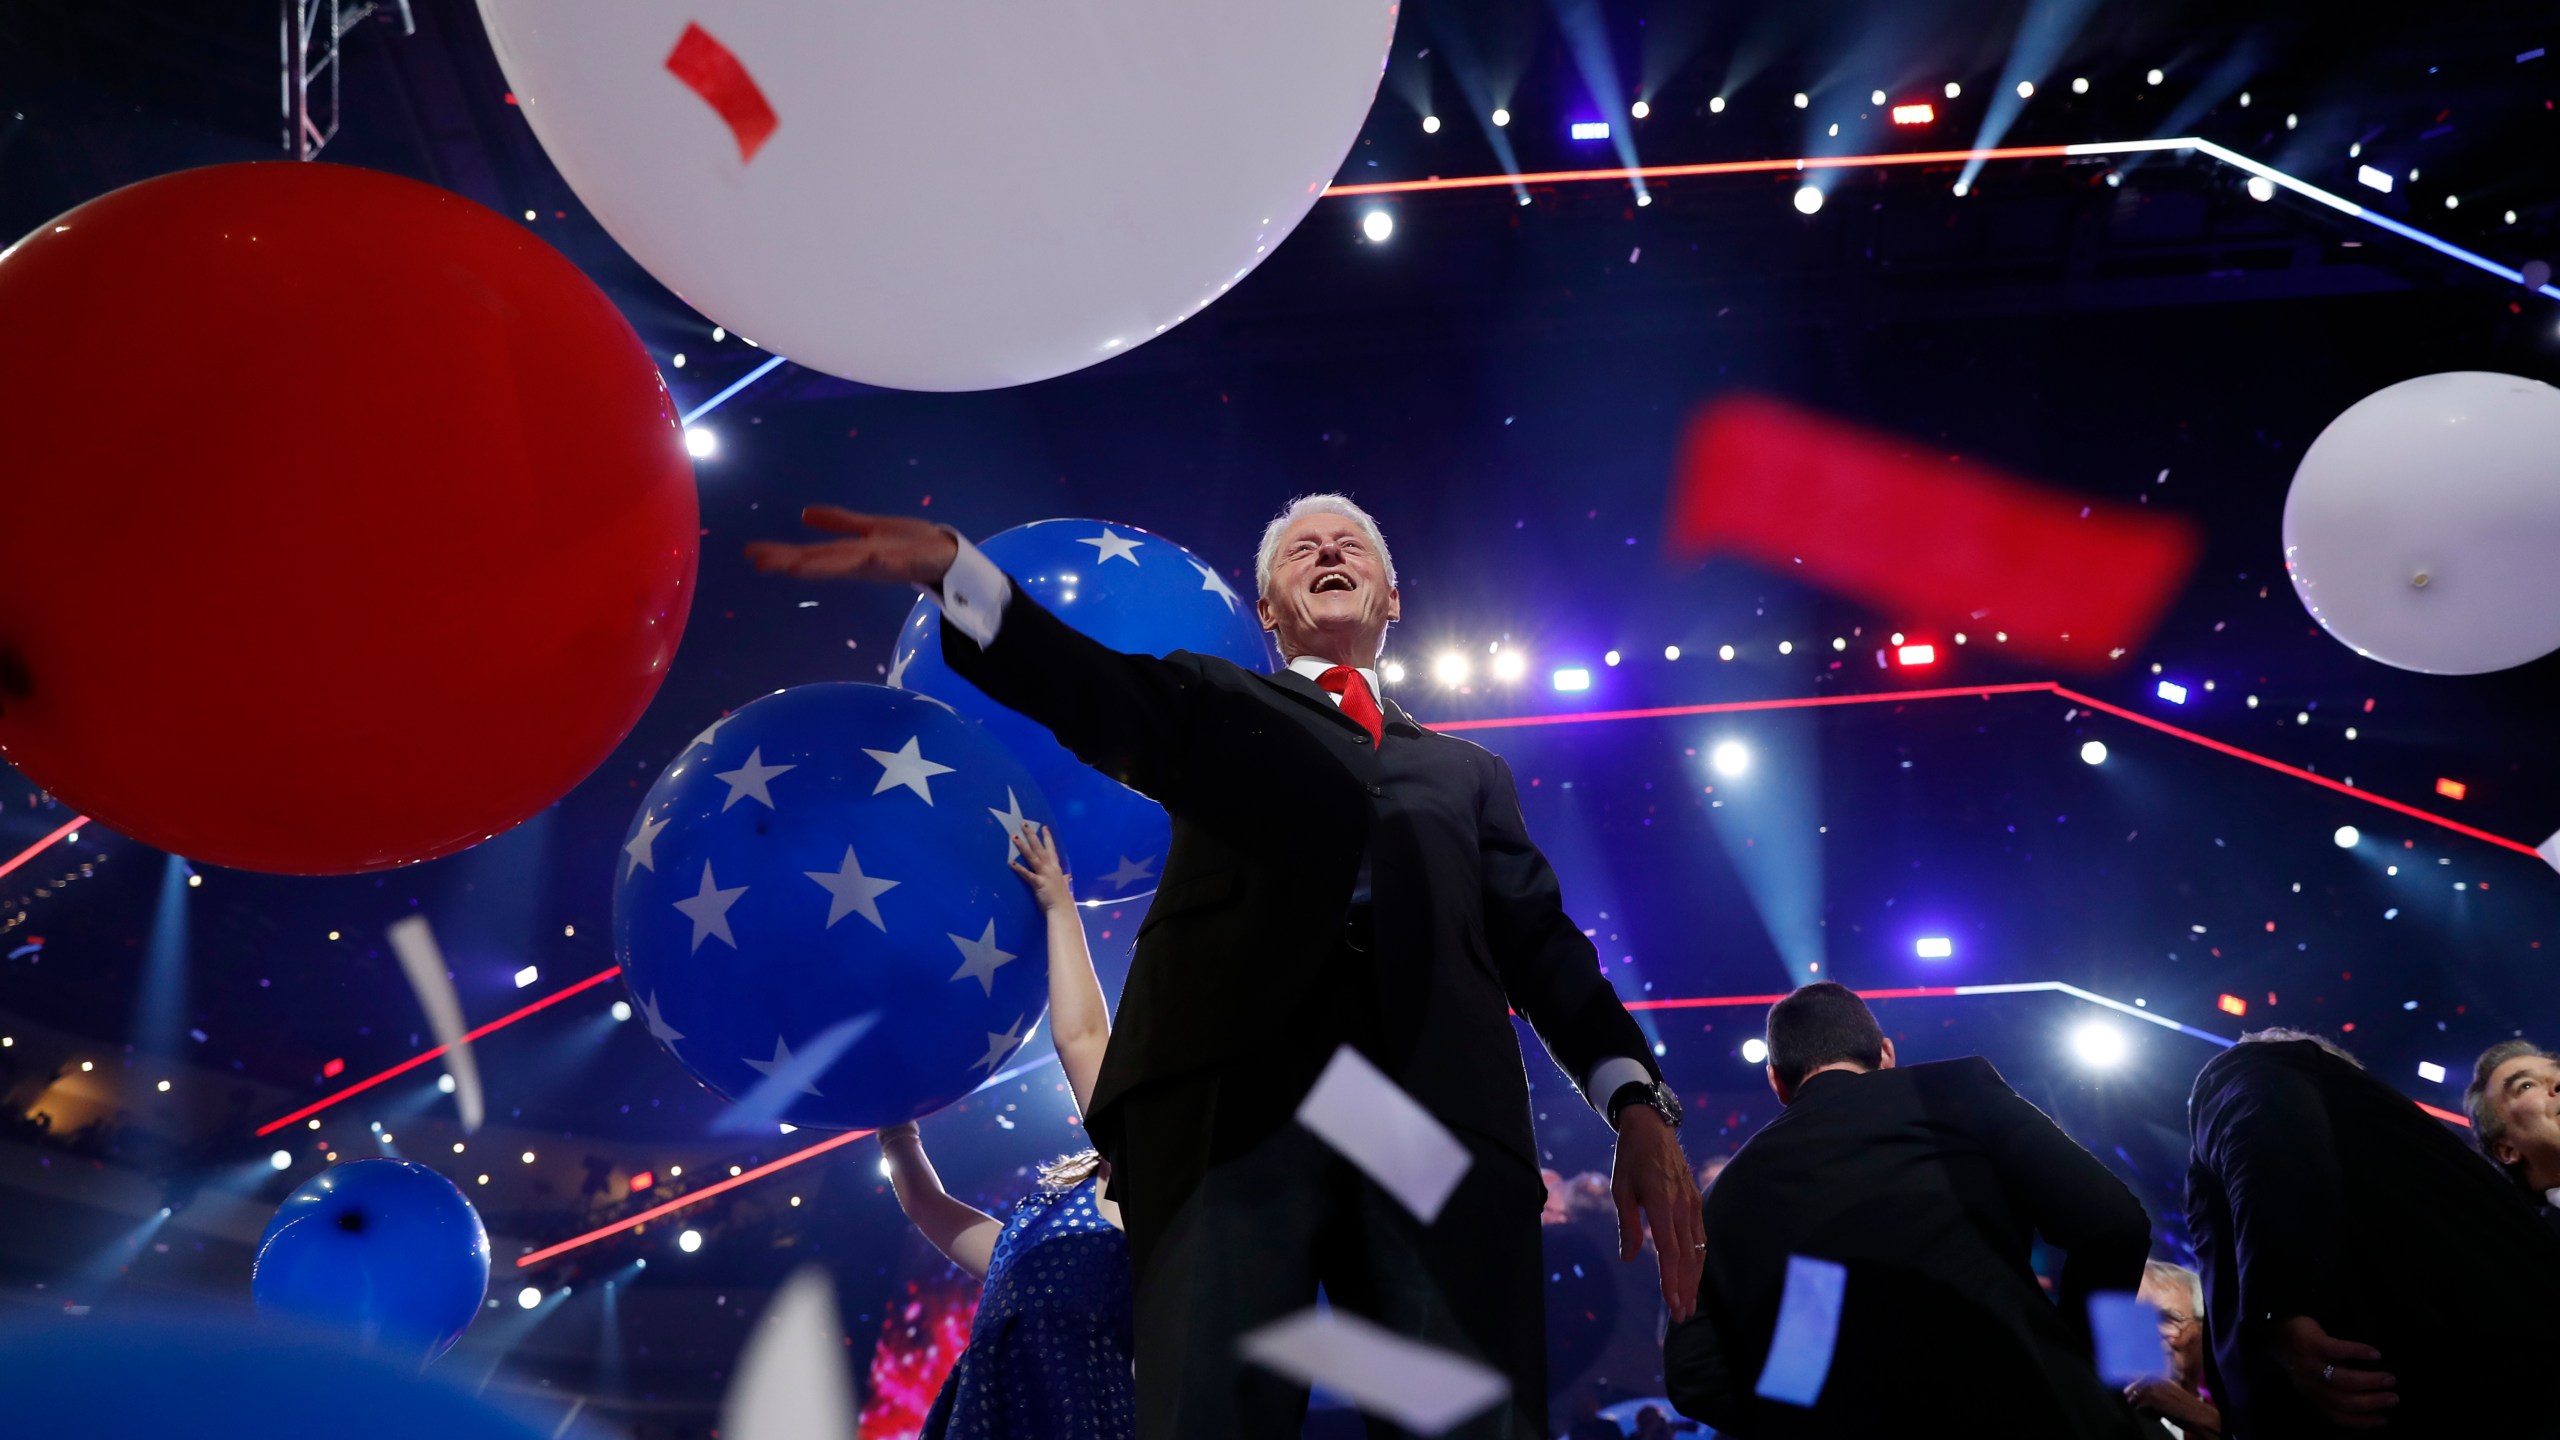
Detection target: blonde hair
<box><xmin>1035</xmin><ymin>1148</ymin><xmax>1102</xmax><ymax>1194</ymax></box>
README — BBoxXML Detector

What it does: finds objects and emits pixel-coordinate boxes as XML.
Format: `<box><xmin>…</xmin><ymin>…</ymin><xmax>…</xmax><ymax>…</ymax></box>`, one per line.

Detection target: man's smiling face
<box><xmin>1257</xmin><ymin>510</ymin><xmax>1399</xmax><ymax>665</ymax></box>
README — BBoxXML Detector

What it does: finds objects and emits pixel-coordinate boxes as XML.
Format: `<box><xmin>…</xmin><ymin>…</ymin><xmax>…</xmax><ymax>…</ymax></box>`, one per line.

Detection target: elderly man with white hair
<box><xmin>748</xmin><ymin>497</ymin><xmax>1698</xmax><ymax>1440</ymax></box>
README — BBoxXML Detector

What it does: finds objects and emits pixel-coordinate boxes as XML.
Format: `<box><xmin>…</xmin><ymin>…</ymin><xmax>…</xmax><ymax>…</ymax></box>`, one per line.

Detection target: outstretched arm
<box><xmin>878</xmin><ymin>1122</ymin><xmax>1002</xmax><ymax>1280</ymax></box>
<box><xmin>1009</xmin><ymin>824</ymin><xmax>1109</xmax><ymax>1118</ymax></box>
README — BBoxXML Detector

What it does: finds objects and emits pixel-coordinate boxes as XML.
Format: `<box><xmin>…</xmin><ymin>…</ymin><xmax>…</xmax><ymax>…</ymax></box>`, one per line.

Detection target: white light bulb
<box><xmin>2080</xmin><ymin>741</ymin><xmax>2108</xmax><ymax>765</ymax></box>
<box><xmin>685</xmin><ymin>426</ymin><xmax>718</xmax><ymax>459</ymax></box>
<box><xmin>1710</xmin><ymin>741</ymin><xmax>1749</xmax><ymax>778</ymax></box>
<box><xmin>2071</xmin><ymin>1022</ymin><xmax>2127</xmax><ymax>1067</ymax></box>
<box><xmin>1741</xmin><ymin>1037</ymin><xmax>1769</xmax><ymax>1065</ymax></box>
<box><xmin>1490</xmin><ymin>107</ymin><xmax>1510</xmax><ymax>128</ymax></box>
<box><xmin>1630</xmin><ymin>100</ymin><xmax>1650</xmax><ymax>120</ymax></box>
<box><xmin>517</xmin><ymin>1287</ymin><xmax>542</xmax><ymax>1310</ymax></box>
<box><xmin>2334</xmin><ymin>826</ymin><xmax>2361</xmax><ymax>849</ymax></box>
<box><xmin>1944</xmin><ymin>82</ymin><xmax>1962</xmax><ymax>99</ymax></box>
<box><xmin>1793</xmin><ymin>186</ymin><xmax>1825</xmax><ymax>215</ymax></box>
<box><xmin>1709</xmin><ymin>96</ymin><xmax>1726</xmax><ymax>114</ymax></box>
<box><xmin>678</xmin><ymin>1229</ymin><xmax>703</xmax><ymax>1253</ymax></box>
<box><xmin>1361</xmin><ymin>211</ymin><xmax>1394</xmax><ymax>244</ymax></box>
<box><xmin>1421</xmin><ymin>114</ymin><xmax>1440</xmax><ymax>134</ymax></box>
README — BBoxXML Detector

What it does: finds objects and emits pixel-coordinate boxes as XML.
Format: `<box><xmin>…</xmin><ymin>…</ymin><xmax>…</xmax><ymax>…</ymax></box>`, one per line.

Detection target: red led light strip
<box><xmin>254</xmin><ymin>965</ymin><xmax>625</xmax><ymax>1136</ymax></box>
<box><xmin>0</xmin><ymin>814</ymin><xmax>90</xmax><ymax>885</ymax></box>
<box><xmin>1322</xmin><ymin>143</ymin><xmax>2081</xmax><ymax>197</ymax></box>
<box><xmin>1435</xmin><ymin>681</ymin><xmax>2539</xmax><ymax>858</ymax></box>
<box><xmin>515</xmin><ymin>1125</ymin><xmax>877</xmax><ymax>1269</ymax></box>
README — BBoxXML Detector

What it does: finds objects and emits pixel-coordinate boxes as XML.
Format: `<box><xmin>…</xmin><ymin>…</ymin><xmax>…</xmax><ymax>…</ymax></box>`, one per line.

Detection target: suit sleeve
<box><xmin>1963</xmin><ymin>1060</ymin><xmax>2152</xmax><ymax>1322</ymax></box>
<box><xmin>1664</xmin><ymin>1309</ymin><xmax>1750</xmax><ymax>1433</ymax></box>
<box><xmin>938</xmin><ymin>580</ymin><xmax>1206</xmax><ymax>810</ymax></box>
<box><xmin>1477</xmin><ymin>753</ymin><xmax>1656</xmax><ymax>1101</ymax></box>
<box><xmin>2189</xmin><ymin>1053</ymin><xmax>2347</xmax><ymax>1329</ymax></box>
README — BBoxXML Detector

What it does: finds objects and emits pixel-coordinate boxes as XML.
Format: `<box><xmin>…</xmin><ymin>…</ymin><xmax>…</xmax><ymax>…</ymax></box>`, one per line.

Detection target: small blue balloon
<box><xmin>251</xmin><ymin>1159</ymin><xmax>490</xmax><ymax>1366</ymax></box>
<box><xmin>614</xmin><ymin>683</ymin><xmax>1054</xmax><ymax>1129</ymax></box>
<box><xmin>890</xmin><ymin>518</ymin><xmax>1271</xmax><ymax>903</ymax></box>
<box><xmin>0</xmin><ymin>1313</ymin><xmax>553</xmax><ymax>1440</ymax></box>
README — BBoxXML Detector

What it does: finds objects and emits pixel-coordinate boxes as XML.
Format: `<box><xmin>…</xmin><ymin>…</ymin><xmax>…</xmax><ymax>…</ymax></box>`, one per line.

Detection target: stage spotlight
<box><xmin>1604</xmin><ymin>650</ymin><xmax>1622</xmax><ymax>666</ymax></box>
<box><xmin>610</xmin><ymin>1000</ymin><xmax>633</xmax><ymax>1022</ymax></box>
<box><xmin>678</xmin><ymin>1229</ymin><xmax>703</xmax><ymax>1253</ymax></box>
<box><xmin>188</xmin><ymin>874</ymin><xmax>201</xmax><ymax>888</ymax></box>
<box><xmin>684</xmin><ymin>426</ymin><xmax>718</xmax><ymax>459</ymax></box>
<box><xmin>1793</xmin><ymin>186</ymin><xmax>1825</xmax><ymax>215</ymax></box>
<box><xmin>1490</xmin><ymin>107</ymin><xmax>1511</xmax><ymax>128</ymax></box>
<box><xmin>1891</xmin><ymin>103</ymin><xmax>1935</xmax><ymax>125</ymax></box>
<box><xmin>517</xmin><ymin>1286</ymin><xmax>542</xmax><ymax>1310</ymax></box>
<box><xmin>2444</xmin><ymin>195</ymin><xmax>2459</xmax><ymax>211</ymax></box>
<box><xmin>1717</xmin><ymin>644</ymin><xmax>1736</xmax><ymax>661</ymax></box>
<box><xmin>1944</xmin><ymin>82</ymin><xmax>1962</xmax><ymax>99</ymax></box>
<box><xmin>1490</xmin><ymin>650</ymin><xmax>1527</xmax><ymax>683</ymax></box>
<box><xmin>2246</xmin><ymin>176</ymin><xmax>2275</xmax><ymax>202</ymax></box>
<box><xmin>2155</xmin><ymin>680</ymin><xmax>2188</xmax><ymax>704</ymax></box>
<box><xmin>2070</xmin><ymin>1022</ymin><xmax>2127</xmax><ymax>1068</ymax></box>
<box><xmin>269</xmin><ymin>1150</ymin><xmax>293</xmax><ymax>1171</ymax></box>
<box><xmin>513</xmin><ymin>965</ymin><xmax>539</xmax><ymax>989</ymax></box>
<box><xmin>2080</xmin><ymin>741</ymin><xmax>2108</xmax><ymax>765</ymax></box>
<box><xmin>1709</xmin><ymin>741</ymin><xmax>1749</xmax><ymax>778</ymax></box>
<box><xmin>671</xmin><ymin>353</ymin><xmax>685</xmax><ymax>369</ymax></box>
<box><xmin>1570</xmin><ymin>121</ymin><xmax>1611</xmax><ymax>141</ymax></box>
<box><xmin>156</xmin><ymin>1079</ymin><xmax>171</xmax><ymax>1092</ymax></box>
<box><xmin>1430</xmin><ymin>652</ymin><xmax>1470</xmax><ymax>687</ymax></box>
<box><xmin>1792</xmin><ymin>92</ymin><xmax>1808</xmax><ymax>109</ymax></box>
<box><xmin>1897</xmin><ymin>644</ymin><xmax>1936</xmax><ymax>666</ymax></box>
<box><xmin>1663</xmin><ymin>645</ymin><xmax>1682</xmax><ymax>661</ymax></box>
<box><xmin>438</xmin><ymin>1073</ymin><xmax>457</xmax><ymax>1093</ymax></box>
<box><xmin>2333</xmin><ymin>825</ymin><xmax>2360</xmax><ymax>849</ymax></box>
<box><xmin>2071</xmin><ymin>77</ymin><xmax>2089</xmax><ymax>94</ymax></box>
<box><xmin>1361</xmin><ymin>211</ymin><xmax>1394</xmax><ymax>243</ymax></box>
<box><xmin>1422</xmin><ymin>115</ymin><xmax>1440</xmax><ymax>134</ymax></box>
<box><xmin>2145</xmin><ymin>68</ymin><xmax>2164</xmax><ymax>85</ymax></box>
<box><xmin>1381</xmin><ymin>660</ymin><xmax>1408</xmax><ymax>685</ymax></box>
<box><xmin>2417</xmin><ymin>1061</ymin><xmax>2447</xmax><ymax>1084</ymax></box>
<box><xmin>1631</xmin><ymin>99</ymin><xmax>1650</xmax><ymax>119</ymax></box>
<box><xmin>1916</xmin><ymin>937</ymin><xmax>1953</xmax><ymax>959</ymax></box>
<box><xmin>1709</xmin><ymin>96</ymin><xmax>1726</xmax><ymax>113</ymax></box>
<box><xmin>1552</xmin><ymin>667</ymin><xmax>1590</xmax><ymax>692</ymax></box>
<box><xmin>1870</xmin><ymin>89</ymin><xmax>1887</xmax><ymax>105</ymax></box>
<box><xmin>1741</xmin><ymin>1037</ymin><xmax>1769</xmax><ymax>1065</ymax></box>
<box><xmin>522</xmin><ymin>1151</ymin><xmax>537</xmax><ymax>1164</ymax></box>
<box><xmin>2015</xmin><ymin>80</ymin><xmax>2034</xmax><ymax>99</ymax></box>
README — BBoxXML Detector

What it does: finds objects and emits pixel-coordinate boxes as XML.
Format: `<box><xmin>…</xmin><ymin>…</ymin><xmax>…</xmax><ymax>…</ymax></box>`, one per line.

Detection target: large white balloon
<box><xmin>476</xmin><ymin>0</ymin><xmax>1395</xmax><ymax>392</ymax></box>
<box><xmin>2283</xmin><ymin>371</ymin><xmax>2560</xmax><ymax>674</ymax></box>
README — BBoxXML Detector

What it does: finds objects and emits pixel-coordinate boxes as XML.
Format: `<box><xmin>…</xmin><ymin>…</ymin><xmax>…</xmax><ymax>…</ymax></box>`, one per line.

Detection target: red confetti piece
<box><xmin>1666</xmin><ymin>394</ymin><xmax>2200</xmax><ymax>674</ymax></box>
<box><xmin>665</xmin><ymin>22</ymin><xmax>779</xmax><ymax>164</ymax></box>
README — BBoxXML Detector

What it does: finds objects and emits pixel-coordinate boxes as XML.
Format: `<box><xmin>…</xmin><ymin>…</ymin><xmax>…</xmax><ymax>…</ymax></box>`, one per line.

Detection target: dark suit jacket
<box><xmin>942</xmin><ymin>586</ymin><xmax>1654</xmax><ymax>1256</ymax></box>
<box><xmin>2185</xmin><ymin>1040</ymin><xmax>2560</xmax><ymax>1439</ymax></box>
<box><xmin>1664</xmin><ymin>1059</ymin><xmax>2151</xmax><ymax>1439</ymax></box>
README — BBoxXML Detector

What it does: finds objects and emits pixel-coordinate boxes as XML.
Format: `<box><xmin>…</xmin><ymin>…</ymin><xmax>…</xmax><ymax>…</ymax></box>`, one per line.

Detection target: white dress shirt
<box><xmin>933</xmin><ymin>534</ymin><xmax>1653</xmax><ymax>1123</ymax></box>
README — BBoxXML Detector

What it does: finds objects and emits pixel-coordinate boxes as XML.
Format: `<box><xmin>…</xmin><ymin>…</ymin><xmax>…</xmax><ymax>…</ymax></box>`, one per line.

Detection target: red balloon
<box><xmin>0</xmin><ymin>163</ymin><xmax>697</xmax><ymax>873</ymax></box>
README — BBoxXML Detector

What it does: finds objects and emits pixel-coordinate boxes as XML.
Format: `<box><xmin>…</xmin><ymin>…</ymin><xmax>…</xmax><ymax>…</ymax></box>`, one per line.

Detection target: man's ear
<box><xmin>1384</xmin><ymin>585</ymin><xmax>1402</xmax><ymax>624</ymax></box>
<box><xmin>2492</xmin><ymin>1135</ymin><xmax>2522</xmax><ymax>1167</ymax></box>
<box><xmin>1255</xmin><ymin>593</ymin><xmax>1278</xmax><ymax>634</ymax></box>
<box><xmin>1878</xmin><ymin>1037</ymin><xmax>1898</xmax><ymax>1071</ymax></box>
<box><xmin>1767</xmin><ymin>1063</ymin><xmax>1792</xmax><ymax>1105</ymax></box>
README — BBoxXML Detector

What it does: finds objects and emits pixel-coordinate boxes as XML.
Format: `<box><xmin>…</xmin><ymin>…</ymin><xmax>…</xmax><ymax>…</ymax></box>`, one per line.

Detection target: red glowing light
<box><xmin>1891</xmin><ymin>103</ymin><xmax>1936</xmax><ymax>125</ymax></box>
<box><xmin>627</xmin><ymin>1170</ymin><xmax>654</xmax><ymax>1193</ymax></box>
<box><xmin>2435</xmin><ymin>778</ymin><xmax>2467</xmax><ymax>800</ymax></box>
<box><xmin>516</xmin><ymin>1125</ymin><xmax>877</xmax><ymax>1268</ymax></box>
<box><xmin>322</xmin><ymin>1058</ymin><xmax>345</xmax><ymax>1079</ymax></box>
<box><xmin>1897</xmin><ymin>644</ymin><xmax>1937</xmax><ymax>666</ymax></box>
<box><xmin>2217</xmin><ymin>994</ymin><xmax>2248</xmax><ymax>1016</ymax></box>
<box><xmin>0</xmin><ymin>815</ymin><xmax>90</xmax><ymax>886</ymax></box>
<box><xmin>254</xmin><ymin>965</ymin><xmax>626</xmax><ymax>1136</ymax></box>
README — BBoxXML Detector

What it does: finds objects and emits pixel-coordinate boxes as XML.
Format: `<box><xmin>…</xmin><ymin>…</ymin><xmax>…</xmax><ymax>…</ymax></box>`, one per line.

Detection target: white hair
<box><xmin>1254</xmin><ymin>493</ymin><xmax>1397</xmax><ymax>600</ymax></box>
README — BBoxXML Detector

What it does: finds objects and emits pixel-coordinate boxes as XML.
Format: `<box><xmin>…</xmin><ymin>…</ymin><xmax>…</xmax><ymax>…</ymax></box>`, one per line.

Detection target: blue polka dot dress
<box><xmin>919</xmin><ymin>1172</ymin><xmax>1134</xmax><ymax>1440</ymax></box>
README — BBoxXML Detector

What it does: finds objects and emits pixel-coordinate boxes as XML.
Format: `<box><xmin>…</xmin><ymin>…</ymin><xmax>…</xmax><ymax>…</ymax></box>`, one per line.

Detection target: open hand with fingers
<box><xmin>1612</xmin><ymin>1106</ymin><xmax>1706</xmax><ymax>1323</ymax></box>
<box><xmin>1007</xmin><ymin>824</ymin><xmax>1075</xmax><ymax>913</ymax></box>
<box><xmin>2272</xmin><ymin>1315</ymin><xmax>2397</xmax><ymax>1429</ymax></box>
<box><xmin>743</xmin><ymin>507</ymin><xmax>958</xmax><ymax>586</ymax></box>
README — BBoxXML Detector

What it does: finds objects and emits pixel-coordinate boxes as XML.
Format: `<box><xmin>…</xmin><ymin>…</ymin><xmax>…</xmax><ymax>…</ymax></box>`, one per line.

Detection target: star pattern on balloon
<box><xmin>690</xmin><ymin>714</ymin><xmax>734</xmax><ymax>750</ymax></box>
<box><xmin>636</xmin><ymin>988</ymin><xmax>687</xmax><ymax>1045</ymax></box>
<box><xmin>1188</xmin><ymin>556</ymin><xmax>1241</xmax><ymax>613</ymax></box>
<box><xmin>624</xmin><ymin>813</ymin><xmax>670</xmax><ymax>880</ymax></box>
<box><xmin>674</xmin><ymin>861</ymin><xmax>749</xmax><ymax>953</ymax></box>
<box><xmin>971</xmin><ymin>1014</ymin><xmax>1032</xmax><ymax>1074</ymax></box>
<box><xmin>805</xmin><ymin>845</ymin><xmax>900</xmax><ymax>932</ymax></box>
<box><xmin>1078</xmin><ymin>527</ymin><xmax>1145</xmax><ymax>566</ymax></box>
<box><xmin>987</xmin><ymin>787</ymin><xmax>1035</xmax><ymax>865</ymax></box>
<box><xmin>744</xmin><ymin>1036</ymin><xmax>825</xmax><ymax>1096</ymax></box>
<box><xmin>946</xmin><ymin>920</ymin><xmax>1018</xmax><ymax>996</ymax></box>
<box><xmin>866</xmin><ymin>736</ymin><xmax>955</xmax><ymax>804</ymax></box>
<box><xmin>714</xmin><ymin>747</ymin><xmax>796</xmax><ymax>811</ymax></box>
<box><xmin>1099</xmin><ymin>853</ymin><xmax>1159</xmax><ymax>891</ymax></box>
<box><xmin>884</xmin><ymin>645</ymin><xmax>914</xmax><ymax>689</ymax></box>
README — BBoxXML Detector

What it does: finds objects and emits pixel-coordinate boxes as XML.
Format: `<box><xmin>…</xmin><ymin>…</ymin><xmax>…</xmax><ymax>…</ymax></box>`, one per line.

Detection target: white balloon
<box><xmin>476</xmin><ymin>0</ymin><xmax>1395</xmax><ymax>392</ymax></box>
<box><xmin>2284</xmin><ymin>371</ymin><xmax>2560</xmax><ymax>674</ymax></box>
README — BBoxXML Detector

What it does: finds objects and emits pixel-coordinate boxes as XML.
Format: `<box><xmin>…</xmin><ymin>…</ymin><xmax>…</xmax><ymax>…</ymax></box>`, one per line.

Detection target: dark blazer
<box><xmin>2185</xmin><ymin>1039</ymin><xmax>2560</xmax><ymax>1439</ymax></box>
<box><xmin>941</xmin><ymin>587</ymin><xmax>1654</xmax><ymax>1246</ymax></box>
<box><xmin>1665</xmin><ymin>1059</ymin><xmax>2151</xmax><ymax>1439</ymax></box>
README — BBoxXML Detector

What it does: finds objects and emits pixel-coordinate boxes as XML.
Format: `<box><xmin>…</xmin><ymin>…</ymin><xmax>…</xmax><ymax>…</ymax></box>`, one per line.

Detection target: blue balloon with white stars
<box><xmin>614</xmin><ymin>683</ymin><xmax>1054</xmax><ymax>1130</ymax></box>
<box><xmin>251</xmin><ymin>1158</ymin><xmax>489</xmax><ymax>1366</ymax></box>
<box><xmin>889</xmin><ymin>518</ymin><xmax>1271</xmax><ymax>905</ymax></box>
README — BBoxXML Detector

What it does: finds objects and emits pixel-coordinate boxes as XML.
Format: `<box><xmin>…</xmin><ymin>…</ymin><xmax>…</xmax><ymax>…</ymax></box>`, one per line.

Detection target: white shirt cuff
<box><xmin>1586</xmin><ymin>1056</ymin><xmax>1654</xmax><ymax>1122</ymax></box>
<box><xmin>932</xmin><ymin>531</ymin><xmax>1010</xmax><ymax>648</ymax></box>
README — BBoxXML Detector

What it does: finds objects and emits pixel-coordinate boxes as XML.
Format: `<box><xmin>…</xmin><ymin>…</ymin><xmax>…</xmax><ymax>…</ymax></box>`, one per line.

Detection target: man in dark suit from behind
<box><xmin>2186</xmin><ymin>1029</ymin><xmax>2560</xmax><ymax>1438</ymax></box>
<box><xmin>1665</xmin><ymin>982</ymin><xmax>2152</xmax><ymax>1438</ymax></box>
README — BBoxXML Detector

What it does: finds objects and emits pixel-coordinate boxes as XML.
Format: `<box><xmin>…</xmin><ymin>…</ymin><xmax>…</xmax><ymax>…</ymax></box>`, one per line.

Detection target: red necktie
<box><xmin>1316</xmin><ymin>665</ymin><xmax>1385</xmax><ymax>747</ymax></box>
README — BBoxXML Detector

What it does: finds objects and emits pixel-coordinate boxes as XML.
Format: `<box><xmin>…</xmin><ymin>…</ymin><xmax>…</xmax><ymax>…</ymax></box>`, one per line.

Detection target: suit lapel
<box><xmin>1258</xmin><ymin>666</ymin><xmax>1372</xmax><ymax>739</ymax></box>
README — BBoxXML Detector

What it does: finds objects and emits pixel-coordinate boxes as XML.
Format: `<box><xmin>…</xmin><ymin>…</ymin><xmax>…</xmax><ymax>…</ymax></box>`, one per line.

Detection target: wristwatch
<box><xmin>1606</xmin><ymin>1077</ymin><xmax>1684</xmax><ymax>1132</ymax></box>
